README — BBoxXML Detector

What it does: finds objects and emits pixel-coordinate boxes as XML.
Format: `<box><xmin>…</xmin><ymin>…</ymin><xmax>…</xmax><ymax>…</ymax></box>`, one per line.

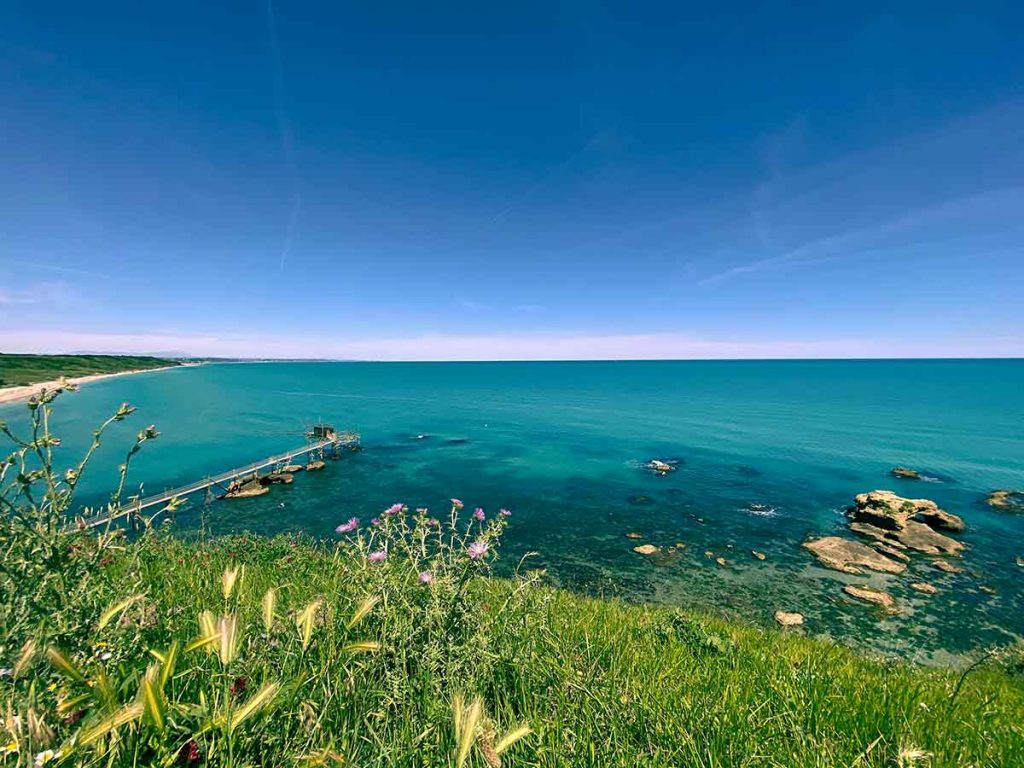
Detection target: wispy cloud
<box><xmin>0</xmin><ymin>281</ymin><xmax>85</xmax><ymax>307</ymax></box>
<box><xmin>704</xmin><ymin>101</ymin><xmax>1024</xmax><ymax>286</ymax></box>
<box><xmin>486</xmin><ymin>129</ymin><xmax>615</xmax><ymax>225</ymax></box>
<box><xmin>0</xmin><ymin>259</ymin><xmax>116</xmax><ymax>280</ymax></box>
<box><xmin>265</xmin><ymin>0</ymin><xmax>303</xmax><ymax>271</ymax></box>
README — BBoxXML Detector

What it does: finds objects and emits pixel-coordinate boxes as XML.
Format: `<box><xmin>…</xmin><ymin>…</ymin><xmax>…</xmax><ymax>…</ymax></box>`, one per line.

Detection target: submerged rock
<box><xmin>224</xmin><ymin>479</ymin><xmax>269</xmax><ymax>499</ymax></box>
<box><xmin>890</xmin><ymin>466</ymin><xmax>921</xmax><ymax>480</ymax></box>
<box><xmin>260</xmin><ymin>471</ymin><xmax>294</xmax><ymax>486</ymax></box>
<box><xmin>910</xmin><ymin>582</ymin><xmax>938</xmax><ymax>594</ymax></box>
<box><xmin>306</xmin><ymin>460</ymin><xmax>326</xmax><ymax>471</ymax></box>
<box><xmin>625</xmin><ymin>531</ymin><xmax>644</xmax><ymax>540</ymax></box>
<box><xmin>774</xmin><ymin>610</ymin><xmax>804</xmax><ymax>627</ymax></box>
<box><xmin>647</xmin><ymin>459</ymin><xmax>677</xmax><ymax>475</ymax></box>
<box><xmin>843</xmin><ymin>585</ymin><xmax>900</xmax><ymax>613</ymax></box>
<box><xmin>751</xmin><ymin>550</ymin><xmax>767</xmax><ymax>561</ymax></box>
<box><xmin>803</xmin><ymin>536</ymin><xmax>906</xmax><ymax>575</ymax></box>
<box><xmin>1016</xmin><ymin>556</ymin><xmax>1024</xmax><ymax>568</ymax></box>
<box><xmin>986</xmin><ymin>489</ymin><xmax>1024</xmax><ymax>512</ymax></box>
<box><xmin>627</xmin><ymin>495</ymin><xmax>653</xmax><ymax>506</ymax></box>
<box><xmin>715</xmin><ymin>557</ymin><xmax>727</xmax><ymax>567</ymax></box>
<box><xmin>931</xmin><ymin>559</ymin><xmax>962</xmax><ymax>574</ymax></box>
<box><xmin>633</xmin><ymin>544</ymin><xmax>659</xmax><ymax>556</ymax></box>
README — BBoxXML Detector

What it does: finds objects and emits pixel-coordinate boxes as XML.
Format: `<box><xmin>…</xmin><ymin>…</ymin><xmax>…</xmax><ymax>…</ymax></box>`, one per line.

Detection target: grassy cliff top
<box><xmin>0</xmin><ymin>353</ymin><xmax>179</xmax><ymax>387</ymax></box>
<box><xmin>51</xmin><ymin>532</ymin><xmax>1024</xmax><ymax>766</ymax></box>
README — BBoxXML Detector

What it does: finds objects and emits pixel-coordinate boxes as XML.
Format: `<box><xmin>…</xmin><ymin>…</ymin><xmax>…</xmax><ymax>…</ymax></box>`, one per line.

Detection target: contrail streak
<box><xmin>265</xmin><ymin>0</ymin><xmax>302</xmax><ymax>271</ymax></box>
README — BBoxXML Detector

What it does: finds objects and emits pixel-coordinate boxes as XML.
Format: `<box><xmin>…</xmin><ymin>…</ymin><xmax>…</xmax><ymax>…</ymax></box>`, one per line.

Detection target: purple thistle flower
<box><xmin>467</xmin><ymin>540</ymin><xmax>489</xmax><ymax>560</ymax></box>
<box><xmin>415</xmin><ymin>507</ymin><xmax>428</xmax><ymax>514</ymax></box>
<box><xmin>474</xmin><ymin>507</ymin><xmax>485</xmax><ymax>521</ymax></box>
<box><xmin>427</xmin><ymin>517</ymin><xmax>440</xmax><ymax>527</ymax></box>
<box><xmin>498</xmin><ymin>508</ymin><xmax>511</xmax><ymax>517</ymax></box>
<box><xmin>335</xmin><ymin>517</ymin><xmax>359</xmax><ymax>533</ymax></box>
<box><xmin>418</xmin><ymin>570</ymin><xmax>434</xmax><ymax>585</ymax></box>
<box><xmin>368</xmin><ymin>550</ymin><xmax>387</xmax><ymax>563</ymax></box>
<box><xmin>371</xmin><ymin>517</ymin><xmax>382</xmax><ymax>526</ymax></box>
<box><xmin>451</xmin><ymin>498</ymin><xmax>464</xmax><ymax>509</ymax></box>
<box><xmin>384</xmin><ymin>502</ymin><xmax>404</xmax><ymax>516</ymax></box>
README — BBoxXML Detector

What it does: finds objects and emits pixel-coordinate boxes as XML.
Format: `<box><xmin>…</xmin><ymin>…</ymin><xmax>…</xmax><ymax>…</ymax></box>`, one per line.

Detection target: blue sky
<box><xmin>1</xmin><ymin>2</ymin><xmax>1023</xmax><ymax>359</ymax></box>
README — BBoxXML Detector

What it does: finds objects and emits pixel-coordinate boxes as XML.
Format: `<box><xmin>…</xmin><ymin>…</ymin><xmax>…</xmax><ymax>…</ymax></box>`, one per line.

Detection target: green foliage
<box><xmin>1</xmin><ymin>389</ymin><xmax>1023</xmax><ymax>766</ymax></box>
<box><xmin>0</xmin><ymin>354</ymin><xmax>178</xmax><ymax>388</ymax></box>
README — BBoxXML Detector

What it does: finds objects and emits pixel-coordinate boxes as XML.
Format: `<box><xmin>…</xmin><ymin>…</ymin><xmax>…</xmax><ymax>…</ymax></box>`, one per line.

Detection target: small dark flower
<box><xmin>230</xmin><ymin>676</ymin><xmax>247</xmax><ymax>698</ymax></box>
<box><xmin>177</xmin><ymin>739</ymin><xmax>200</xmax><ymax>765</ymax></box>
<box><xmin>62</xmin><ymin>709</ymin><xmax>86</xmax><ymax>726</ymax></box>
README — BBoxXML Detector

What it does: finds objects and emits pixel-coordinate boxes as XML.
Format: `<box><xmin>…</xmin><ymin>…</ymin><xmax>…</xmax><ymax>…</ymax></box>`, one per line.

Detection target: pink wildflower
<box><xmin>418</xmin><ymin>570</ymin><xmax>434</xmax><ymax>585</ymax></box>
<box><xmin>474</xmin><ymin>507</ymin><xmax>485</xmax><ymax>521</ymax></box>
<box><xmin>499</xmin><ymin>508</ymin><xmax>511</xmax><ymax>517</ymax></box>
<box><xmin>384</xmin><ymin>503</ymin><xmax>404</xmax><ymax>516</ymax></box>
<box><xmin>467</xmin><ymin>540</ymin><xmax>489</xmax><ymax>560</ymax></box>
<box><xmin>368</xmin><ymin>550</ymin><xmax>387</xmax><ymax>563</ymax></box>
<box><xmin>451</xmin><ymin>498</ymin><xmax>464</xmax><ymax>509</ymax></box>
<box><xmin>335</xmin><ymin>517</ymin><xmax>359</xmax><ymax>533</ymax></box>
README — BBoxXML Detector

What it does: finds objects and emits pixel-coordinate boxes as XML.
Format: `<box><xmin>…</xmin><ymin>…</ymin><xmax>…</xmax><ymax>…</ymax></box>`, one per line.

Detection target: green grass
<box><xmin>0</xmin><ymin>354</ymin><xmax>179</xmax><ymax>388</ymax></box>
<box><xmin>124</xmin><ymin>534</ymin><xmax>1022</xmax><ymax>767</ymax></box>
<box><xmin>2</xmin><ymin>382</ymin><xmax>1023</xmax><ymax>767</ymax></box>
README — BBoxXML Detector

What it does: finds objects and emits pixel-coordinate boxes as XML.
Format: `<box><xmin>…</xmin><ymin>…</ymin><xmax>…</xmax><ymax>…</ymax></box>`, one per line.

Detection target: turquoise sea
<box><xmin>4</xmin><ymin>360</ymin><xmax>1023</xmax><ymax>661</ymax></box>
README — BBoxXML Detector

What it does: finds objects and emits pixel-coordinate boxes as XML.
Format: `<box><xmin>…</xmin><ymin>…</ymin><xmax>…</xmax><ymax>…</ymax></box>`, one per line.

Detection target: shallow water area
<box><xmin>5</xmin><ymin>359</ymin><xmax>1023</xmax><ymax>662</ymax></box>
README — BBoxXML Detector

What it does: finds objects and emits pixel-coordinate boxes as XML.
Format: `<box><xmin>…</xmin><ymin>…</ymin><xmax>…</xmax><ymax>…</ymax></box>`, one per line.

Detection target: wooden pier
<box><xmin>81</xmin><ymin>429</ymin><xmax>359</xmax><ymax>530</ymax></box>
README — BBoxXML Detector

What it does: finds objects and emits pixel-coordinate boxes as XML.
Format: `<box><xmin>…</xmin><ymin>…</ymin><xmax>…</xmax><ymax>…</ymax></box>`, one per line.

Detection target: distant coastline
<box><xmin>0</xmin><ymin>362</ymin><xmax>197</xmax><ymax>405</ymax></box>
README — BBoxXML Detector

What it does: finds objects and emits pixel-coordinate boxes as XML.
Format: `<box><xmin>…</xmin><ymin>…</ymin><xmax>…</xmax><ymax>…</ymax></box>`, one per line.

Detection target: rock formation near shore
<box><xmin>843</xmin><ymin>585</ymin><xmax>899</xmax><ymax>613</ymax></box>
<box><xmin>774</xmin><ymin>610</ymin><xmax>804</xmax><ymax>627</ymax></box>
<box><xmin>986</xmin><ymin>489</ymin><xmax>1024</xmax><ymax>513</ymax></box>
<box><xmin>849</xmin><ymin>490</ymin><xmax>964</xmax><ymax>533</ymax></box>
<box><xmin>803</xmin><ymin>536</ymin><xmax>906</xmax><ymax>575</ymax></box>
<box><xmin>802</xmin><ymin>490</ymin><xmax>967</xmax><ymax>619</ymax></box>
<box><xmin>890</xmin><ymin>466</ymin><xmax>920</xmax><ymax>480</ymax></box>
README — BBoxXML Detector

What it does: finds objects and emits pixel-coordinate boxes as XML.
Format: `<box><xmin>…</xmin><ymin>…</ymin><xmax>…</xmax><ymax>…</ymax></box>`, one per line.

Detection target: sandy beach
<box><xmin>0</xmin><ymin>364</ymin><xmax>187</xmax><ymax>405</ymax></box>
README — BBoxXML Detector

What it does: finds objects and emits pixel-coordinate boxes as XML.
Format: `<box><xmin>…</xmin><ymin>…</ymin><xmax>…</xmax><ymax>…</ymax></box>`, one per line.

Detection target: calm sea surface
<box><xmin>5</xmin><ymin>360</ymin><xmax>1023</xmax><ymax>660</ymax></box>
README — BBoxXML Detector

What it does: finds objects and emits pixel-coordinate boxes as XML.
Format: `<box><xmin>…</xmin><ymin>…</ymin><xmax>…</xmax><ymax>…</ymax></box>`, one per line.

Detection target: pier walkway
<box><xmin>82</xmin><ymin>430</ymin><xmax>359</xmax><ymax>529</ymax></box>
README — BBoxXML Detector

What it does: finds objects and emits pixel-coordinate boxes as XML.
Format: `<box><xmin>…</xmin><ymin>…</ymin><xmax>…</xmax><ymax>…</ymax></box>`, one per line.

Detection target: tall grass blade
<box><xmin>77</xmin><ymin>702</ymin><xmax>144</xmax><ymax>746</ymax></box>
<box><xmin>340</xmin><ymin>640</ymin><xmax>380</xmax><ymax>654</ymax></box>
<box><xmin>218</xmin><ymin>614</ymin><xmax>240</xmax><ymax>665</ymax></box>
<box><xmin>296</xmin><ymin>600</ymin><xmax>322</xmax><ymax>652</ymax></box>
<box><xmin>46</xmin><ymin>647</ymin><xmax>85</xmax><ymax>683</ymax></box>
<box><xmin>345</xmin><ymin>595</ymin><xmax>379</xmax><ymax>630</ymax></box>
<box><xmin>185</xmin><ymin>634</ymin><xmax>220</xmax><ymax>653</ymax></box>
<box><xmin>140</xmin><ymin>664</ymin><xmax>166</xmax><ymax>733</ymax></box>
<box><xmin>262</xmin><ymin>587</ymin><xmax>277</xmax><ymax>632</ymax></box>
<box><xmin>13</xmin><ymin>639</ymin><xmax>36</xmax><ymax>679</ymax></box>
<box><xmin>159</xmin><ymin>641</ymin><xmax>179</xmax><ymax>688</ymax></box>
<box><xmin>198</xmin><ymin>610</ymin><xmax>217</xmax><ymax>651</ymax></box>
<box><xmin>227</xmin><ymin>682</ymin><xmax>281</xmax><ymax>733</ymax></box>
<box><xmin>222</xmin><ymin>565</ymin><xmax>243</xmax><ymax>601</ymax></box>
<box><xmin>494</xmin><ymin>724</ymin><xmax>531</xmax><ymax>754</ymax></box>
<box><xmin>454</xmin><ymin>695</ymin><xmax>483</xmax><ymax>767</ymax></box>
<box><xmin>98</xmin><ymin>594</ymin><xmax>144</xmax><ymax>631</ymax></box>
